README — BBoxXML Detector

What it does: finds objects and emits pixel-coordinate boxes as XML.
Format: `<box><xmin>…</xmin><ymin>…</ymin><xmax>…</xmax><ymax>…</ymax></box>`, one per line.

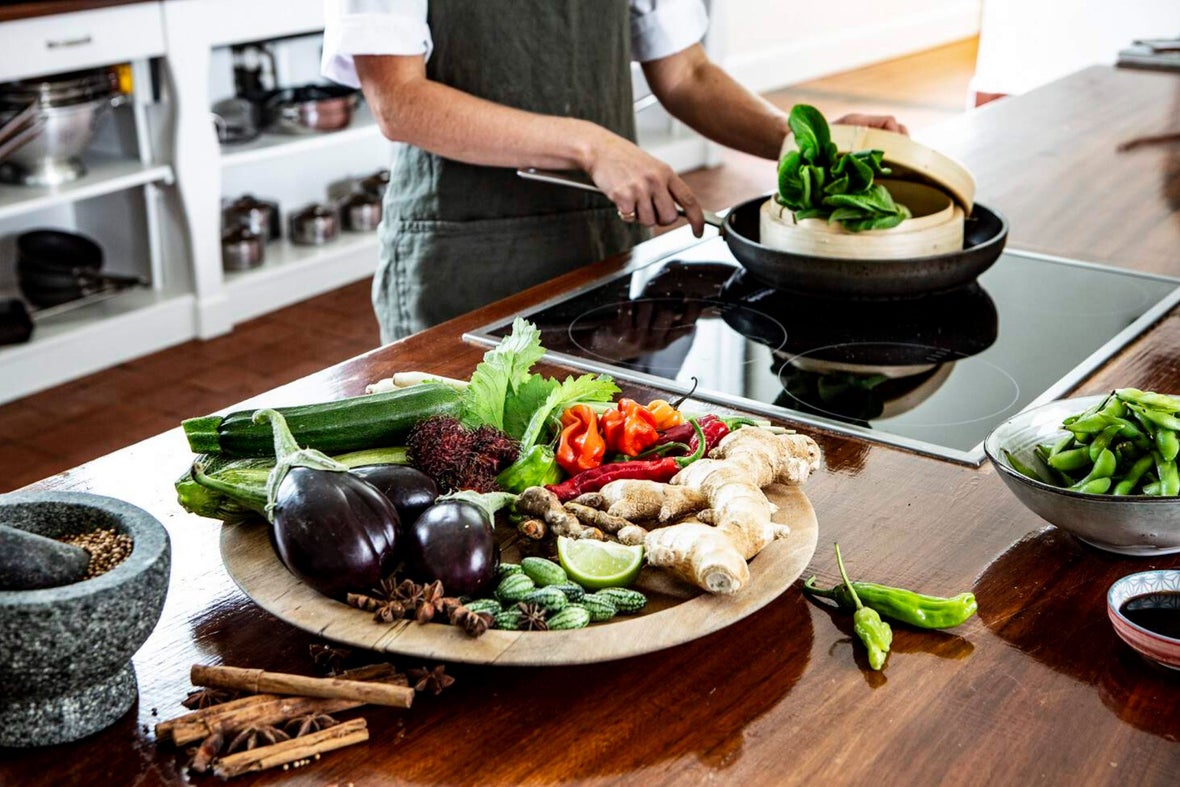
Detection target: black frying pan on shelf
<box><xmin>517</xmin><ymin>168</ymin><xmax>1009</xmax><ymax>298</ymax></box>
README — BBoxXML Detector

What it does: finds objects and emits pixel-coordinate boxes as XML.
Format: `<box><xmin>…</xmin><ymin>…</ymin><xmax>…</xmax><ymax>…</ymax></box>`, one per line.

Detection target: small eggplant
<box><xmin>255</xmin><ymin>409</ymin><xmax>399</xmax><ymax>600</ymax></box>
<box><xmin>403</xmin><ymin>491</ymin><xmax>515</xmax><ymax>597</ymax></box>
<box><xmin>351</xmin><ymin>464</ymin><xmax>438</xmax><ymax>527</ymax></box>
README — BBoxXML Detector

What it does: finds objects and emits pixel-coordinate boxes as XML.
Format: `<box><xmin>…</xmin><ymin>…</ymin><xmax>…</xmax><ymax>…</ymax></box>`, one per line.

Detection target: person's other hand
<box><xmin>584</xmin><ymin>131</ymin><xmax>706</xmax><ymax>237</ymax></box>
<box><xmin>833</xmin><ymin>113</ymin><xmax>909</xmax><ymax>136</ymax></box>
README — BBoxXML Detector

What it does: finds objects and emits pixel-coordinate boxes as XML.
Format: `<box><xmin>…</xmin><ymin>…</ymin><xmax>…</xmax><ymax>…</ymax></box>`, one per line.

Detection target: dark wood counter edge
<box><xmin>0</xmin><ymin>0</ymin><xmax>153</xmax><ymax>24</ymax></box>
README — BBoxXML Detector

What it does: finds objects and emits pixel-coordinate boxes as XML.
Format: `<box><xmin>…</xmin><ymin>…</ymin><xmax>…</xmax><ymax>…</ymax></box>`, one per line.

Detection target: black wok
<box><xmin>517</xmin><ymin>169</ymin><xmax>1008</xmax><ymax>299</ymax></box>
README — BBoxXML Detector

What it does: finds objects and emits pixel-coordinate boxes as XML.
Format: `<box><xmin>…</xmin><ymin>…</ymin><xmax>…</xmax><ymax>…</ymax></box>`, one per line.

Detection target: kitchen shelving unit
<box><xmin>0</xmin><ymin>0</ymin><xmax>718</xmax><ymax>406</ymax></box>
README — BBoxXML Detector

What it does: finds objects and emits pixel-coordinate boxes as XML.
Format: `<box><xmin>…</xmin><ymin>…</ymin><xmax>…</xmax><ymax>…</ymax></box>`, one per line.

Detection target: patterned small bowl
<box><xmin>1107</xmin><ymin>570</ymin><xmax>1180</xmax><ymax>670</ymax></box>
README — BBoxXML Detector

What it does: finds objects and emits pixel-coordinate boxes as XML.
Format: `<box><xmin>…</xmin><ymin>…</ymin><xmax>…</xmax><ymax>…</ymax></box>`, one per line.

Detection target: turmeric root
<box><xmin>516</xmin><ymin>487</ymin><xmax>605</xmax><ymax>540</ymax></box>
<box><xmin>597</xmin><ymin>479</ymin><xmax>707</xmax><ymax>522</ymax></box>
<box><xmin>645</xmin><ymin>428</ymin><xmax>821</xmax><ymax>595</ymax></box>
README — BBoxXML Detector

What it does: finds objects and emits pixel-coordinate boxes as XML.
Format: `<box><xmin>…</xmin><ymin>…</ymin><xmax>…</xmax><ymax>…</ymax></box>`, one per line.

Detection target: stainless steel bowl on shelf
<box><xmin>0</xmin><ymin>68</ymin><xmax>124</xmax><ymax>186</ymax></box>
<box><xmin>341</xmin><ymin>190</ymin><xmax>382</xmax><ymax>232</ymax></box>
<box><xmin>221</xmin><ymin>226</ymin><xmax>265</xmax><ymax>271</ymax></box>
<box><xmin>984</xmin><ymin>394</ymin><xmax>1180</xmax><ymax>556</ymax></box>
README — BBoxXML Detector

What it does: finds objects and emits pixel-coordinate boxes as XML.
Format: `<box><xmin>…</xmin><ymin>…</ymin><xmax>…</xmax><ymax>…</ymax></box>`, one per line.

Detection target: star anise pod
<box><xmin>414</xmin><ymin>580</ymin><xmax>448</xmax><ymax>624</ymax></box>
<box><xmin>181</xmin><ymin>686</ymin><xmax>241</xmax><ymax>710</ymax></box>
<box><xmin>283</xmin><ymin>712</ymin><xmax>339</xmax><ymax>738</ymax></box>
<box><xmin>516</xmin><ymin>602</ymin><xmax>549</xmax><ymax>631</ymax></box>
<box><xmin>225</xmin><ymin>724</ymin><xmax>290</xmax><ymax>754</ymax></box>
<box><xmin>449</xmin><ymin>606</ymin><xmax>493</xmax><ymax>638</ymax></box>
<box><xmin>346</xmin><ymin>592</ymin><xmax>407</xmax><ymax>624</ymax></box>
<box><xmin>406</xmin><ymin>664</ymin><xmax>455</xmax><ymax>695</ymax></box>
<box><xmin>309</xmin><ymin>643</ymin><xmax>353</xmax><ymax>676</ymax></box>
<box><xmin>392</xmin><ymin>579</ymin><xmax>425</xmax><ymax>609</ymax></box>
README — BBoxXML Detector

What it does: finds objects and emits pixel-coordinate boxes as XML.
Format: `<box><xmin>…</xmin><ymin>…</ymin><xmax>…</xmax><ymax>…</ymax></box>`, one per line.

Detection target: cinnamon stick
<box><xmin>191</xmin><ymin>664</ymin><xmax>414</xmax><ymax>708</ymax></box>
<box><xmin>157</xmin><ymin>664</ymin><xmax>406</xmax><ymax>745</ymax></box>
<box><xmin>161</xmin><ymin>694</ymin><xmax>361</xmax><ymax>747</ymax></box>
<box><xmin>212</xmin><ymin>717</ymin><xmax>369</xmax><ymax>779</ymax></box>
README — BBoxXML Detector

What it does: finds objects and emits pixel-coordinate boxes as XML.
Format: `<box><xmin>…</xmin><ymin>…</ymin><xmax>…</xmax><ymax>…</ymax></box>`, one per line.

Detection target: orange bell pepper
<box><xmin>600</xmin><ymin>398</ymin><xmax>660</xmax><ymax>457</ymax></box>
<box><xmin>556</xmin><ymin>404</ymin><xmax>606</xmax><ymax>475</ymax></box>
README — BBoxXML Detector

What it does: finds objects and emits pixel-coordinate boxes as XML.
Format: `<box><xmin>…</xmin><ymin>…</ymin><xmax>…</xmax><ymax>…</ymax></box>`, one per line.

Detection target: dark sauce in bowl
<box><xmin>1120</xmin><ymin>592</ymin><xmax>1180</xmax><ymax>639</ymax></box>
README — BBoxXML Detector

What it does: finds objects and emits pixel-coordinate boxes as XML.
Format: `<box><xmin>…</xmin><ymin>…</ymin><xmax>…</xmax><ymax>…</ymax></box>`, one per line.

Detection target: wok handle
<box><xmin>516</xmin><ymin>168</ymin><xmax>724</xmax><ymax>229</ymax></box>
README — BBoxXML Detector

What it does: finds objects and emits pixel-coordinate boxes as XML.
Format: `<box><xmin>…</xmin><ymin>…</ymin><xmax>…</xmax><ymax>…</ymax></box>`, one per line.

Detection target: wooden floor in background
<box><xmin>0</xmin><ymin>38</ymin><xmax>979</xmax><ymax>493</ymax></box>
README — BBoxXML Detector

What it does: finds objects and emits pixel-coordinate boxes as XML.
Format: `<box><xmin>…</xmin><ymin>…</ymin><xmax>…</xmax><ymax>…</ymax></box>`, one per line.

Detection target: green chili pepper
<box><xmin>832</xmin><ymin>544</ymin><xmax>891</xmax><ymax>671</ymax></box>
<box><xmin>1116</xmin><ymin>388</ymin><xmax>1180</xmax><ymax>412</ymax></box>
<box><xmin>804</xmin><ymin>577</ymin><xmax>977</xmax><ymax>629</ymax></box>
<box><xmin>496</xmin><ymin>444</ymin><xmax>562</xmax><ymax>493</ymax></box>
<box><xmin>1114</xmin><ymin>453</ymin><xmax>1155</xmax><ymax>495</ymax></box>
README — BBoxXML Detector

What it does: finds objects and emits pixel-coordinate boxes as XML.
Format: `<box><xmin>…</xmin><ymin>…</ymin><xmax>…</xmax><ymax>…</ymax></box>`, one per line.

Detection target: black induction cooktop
<box><xmin>467</xmin><ymin>236</ymin><xmax>1180</xmax><ymax>464</ymax></box>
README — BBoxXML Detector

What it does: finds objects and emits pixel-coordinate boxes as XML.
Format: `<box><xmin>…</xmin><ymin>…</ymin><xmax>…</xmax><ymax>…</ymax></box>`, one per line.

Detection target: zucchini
<box><xmin>182</xmin><ymin>383</ymin><xmax>462</xmax><ymax>457</ymax></box>
<box><xmin>176</xmin><ymin>446</ymin><xmax>410</xmax><ymax>522</ymax></box>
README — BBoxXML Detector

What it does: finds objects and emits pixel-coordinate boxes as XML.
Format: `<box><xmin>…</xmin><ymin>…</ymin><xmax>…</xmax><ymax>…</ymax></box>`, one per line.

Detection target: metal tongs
<box><xmin>0</xmin><ymin>102</ymin><xmax>43</xmax><ymax>163</ymax></box>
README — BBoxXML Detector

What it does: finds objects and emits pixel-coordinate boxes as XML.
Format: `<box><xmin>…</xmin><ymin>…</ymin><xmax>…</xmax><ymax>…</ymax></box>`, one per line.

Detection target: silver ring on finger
<box><xmin>617</xmin><ymin>209</ymin><xmax>637</xmax><ymax>222</ymax></box>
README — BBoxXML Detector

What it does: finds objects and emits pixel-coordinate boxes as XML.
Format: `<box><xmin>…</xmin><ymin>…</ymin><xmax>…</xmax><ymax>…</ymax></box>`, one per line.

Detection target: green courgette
<box><xmin>175</xmin><ymin>446</ymin><xmax>410</xmax><ymax>522</ymax></box>
<box><xmin>182</xmin><ymin>383</ymin><xmax>462</xmax><ymax>457</ymax></box>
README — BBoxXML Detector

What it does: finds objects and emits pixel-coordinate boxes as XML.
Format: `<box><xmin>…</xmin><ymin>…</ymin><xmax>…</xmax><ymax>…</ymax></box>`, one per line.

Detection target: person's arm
<box><xmin>354</xmin><ymin>55</ymin><xmax>706</xmax><ymax>234</ymax></box>
<box><xmin>641</xmin><ymin>43</ymin><xmax>907</xmax><ymax>160</ymax></box>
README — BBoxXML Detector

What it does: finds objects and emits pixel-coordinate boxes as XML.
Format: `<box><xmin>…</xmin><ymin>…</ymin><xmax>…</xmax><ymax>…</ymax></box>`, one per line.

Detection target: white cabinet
<box><xmin>0</xmin><ymin>4</ymin><xmax>192</xmax><ymax>405</ymax></box>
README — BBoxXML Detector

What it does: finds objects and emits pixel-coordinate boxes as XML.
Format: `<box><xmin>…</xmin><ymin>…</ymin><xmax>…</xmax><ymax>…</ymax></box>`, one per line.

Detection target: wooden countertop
<box><xmin>5</xmin><ymin>65</ymin><xmax>1180</xmax><ymax>783</ymax></box>
<box><xmin>0</xmin><ymin>0</ymin><xmax>154</xmax><ymax>25</ymax></box>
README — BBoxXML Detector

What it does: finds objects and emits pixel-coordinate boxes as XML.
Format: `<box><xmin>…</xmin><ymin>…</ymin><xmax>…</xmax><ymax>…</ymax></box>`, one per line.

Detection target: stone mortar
<box><xmin>0</xmin><ymin>491</ymin><xmax>170</xmax><ymax>747</ymax></box>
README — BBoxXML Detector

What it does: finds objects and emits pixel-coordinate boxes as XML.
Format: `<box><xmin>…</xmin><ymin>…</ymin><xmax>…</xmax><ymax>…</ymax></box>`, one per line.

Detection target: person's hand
<box><xmin>583</xmin><ymin>129</ymin><xmax>706</xmax><ymax>237</ymax></box>
<box><xmin>833</xmin><ymin>113</ymin><xmax>909</xmax><ymax>136</ymax></box>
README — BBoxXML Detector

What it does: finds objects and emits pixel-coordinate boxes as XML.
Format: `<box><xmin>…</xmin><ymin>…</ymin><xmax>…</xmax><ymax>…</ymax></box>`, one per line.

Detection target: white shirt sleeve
<box><xmin>321</xmin><ymin>0</ymin><xmax>432</xmax><ymax>89</ymax></box>
<box><xmin>630</xmin><ymin>0</ymin><xmax>709</xmax><ymax>62</ymax></box>
<box><xmin>321</xmin><ymin>0</ymin><xmax>709</xmax><ymax>87</ymax></box>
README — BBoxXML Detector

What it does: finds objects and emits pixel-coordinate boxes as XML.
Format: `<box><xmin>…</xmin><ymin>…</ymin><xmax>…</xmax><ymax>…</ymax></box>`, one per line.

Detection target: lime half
<box><xmin>556</xmin><ymin>536</ymin><xmax>645</xmax><ymax>589</ymax></box>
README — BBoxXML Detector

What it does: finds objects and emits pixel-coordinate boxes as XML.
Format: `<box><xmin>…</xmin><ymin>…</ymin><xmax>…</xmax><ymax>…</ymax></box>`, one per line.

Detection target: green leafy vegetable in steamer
<box><xmin>775</xmin><ymin>105</ymin><xmax>911</xmax><ymax>232</ymax></box>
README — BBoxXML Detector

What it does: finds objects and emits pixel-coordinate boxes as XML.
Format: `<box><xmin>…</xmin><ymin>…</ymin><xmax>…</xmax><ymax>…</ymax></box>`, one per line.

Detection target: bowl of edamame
<box><xmin>984</xmin><ymin>390</ymin><xmax>1180</xmax><ymax>556</ymax></box>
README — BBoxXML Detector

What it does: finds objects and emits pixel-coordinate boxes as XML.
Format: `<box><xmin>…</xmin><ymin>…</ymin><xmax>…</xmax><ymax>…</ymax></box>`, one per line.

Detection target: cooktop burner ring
<box><xmin>775</xmin><ymin>341</ymin><xmax>1023</xmax><ymax>428</ymax></box>
<box><xmin>566</xmin><ymin>296</ymin><xmax>788</xmax><ymax>374</ymax></box>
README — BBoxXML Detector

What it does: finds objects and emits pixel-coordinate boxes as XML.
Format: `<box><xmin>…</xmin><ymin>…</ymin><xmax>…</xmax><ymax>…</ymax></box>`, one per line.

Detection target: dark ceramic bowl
<box><xmin>0</xmin><ymin>491</ymin><xmax>170</xmax><ymax>747</ymax></box>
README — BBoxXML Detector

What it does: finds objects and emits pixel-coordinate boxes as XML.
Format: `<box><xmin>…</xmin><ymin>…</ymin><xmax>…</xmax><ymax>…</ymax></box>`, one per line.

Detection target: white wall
<box><xmin>716</xmin><ymin>0</ymin><xmax>982</xmax><ymax>93</ymax></box>
<box><xmin>973</xmin><ymin>0</ymin><xmax>1180</xmax><ymax>95</ymax></box>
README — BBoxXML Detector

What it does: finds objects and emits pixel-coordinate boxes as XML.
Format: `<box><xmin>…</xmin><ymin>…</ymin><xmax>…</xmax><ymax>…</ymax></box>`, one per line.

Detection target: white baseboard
<box><xmin>722</xmin><ymin>7</ymin><xmax>981</xmax><ymax>94</ymax></box>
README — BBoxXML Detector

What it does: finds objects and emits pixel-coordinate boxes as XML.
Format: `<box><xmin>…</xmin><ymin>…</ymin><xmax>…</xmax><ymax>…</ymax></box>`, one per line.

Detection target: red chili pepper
<box><xmin>650</xmin><ymin>414</ymin><xmax>734</xmax><ymax>456</ymax></box>
<box><xmin>600</xmin><ymin>398</ymin><xmax>660</xmax><ymax>457</ymax></box>
<box><xmin>546</xmin><ymin>420</ymin><xmax>706</xmax><ymax>501</ymax></box>
<box><xmin>556</xmin><ymin>404</ymin><xmax>605</xmax><ymax>475</ymax></box>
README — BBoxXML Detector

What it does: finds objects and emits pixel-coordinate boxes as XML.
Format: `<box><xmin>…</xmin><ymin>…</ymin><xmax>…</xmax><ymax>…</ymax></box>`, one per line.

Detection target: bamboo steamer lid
<box><xmin>760</xmin><ymin>179</ymin><xmax>965</xmax><ymax>260</ymax></box>
<box><xmin>780</xmin><ymin>124</ymin><xmax>976</xmax><ymax>213</ymax></box>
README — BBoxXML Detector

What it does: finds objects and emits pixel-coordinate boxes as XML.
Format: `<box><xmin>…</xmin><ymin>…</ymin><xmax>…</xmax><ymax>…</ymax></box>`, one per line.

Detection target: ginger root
<box><xmin>644</xmin><ymin>428</ymin><xmax>821</xmax><ymax>595</ymax></box>
<box><xmin>597</xmin><ymin>479</ymin><xmax>707</xmax><ymax>523</ymax></box>
<box><xmin>516</xmin><ymin>487</ymin><xmax>604</xmax><ymax>540</ymax></box>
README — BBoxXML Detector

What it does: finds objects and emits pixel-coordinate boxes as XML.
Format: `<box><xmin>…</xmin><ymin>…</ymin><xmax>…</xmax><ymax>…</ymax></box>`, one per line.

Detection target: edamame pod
<box><xmin>1113</xmin><ymin>454</ymin><xmax>1154</xmax><ymax>495</ymax></box>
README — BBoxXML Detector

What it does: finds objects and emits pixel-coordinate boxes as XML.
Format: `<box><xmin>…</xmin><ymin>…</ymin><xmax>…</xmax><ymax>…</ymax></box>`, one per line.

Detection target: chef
<box><xmin>322</xmin><ymin>0</ymin><xmax>904</xmax><ymax>342</ymax></box>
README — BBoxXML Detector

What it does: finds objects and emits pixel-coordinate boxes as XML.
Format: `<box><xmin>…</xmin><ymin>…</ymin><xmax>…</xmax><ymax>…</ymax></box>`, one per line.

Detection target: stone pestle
<box><xmin>0</xmin><ymin>523</ymin><xmax>91</xmax><ymax>590</ymax></box>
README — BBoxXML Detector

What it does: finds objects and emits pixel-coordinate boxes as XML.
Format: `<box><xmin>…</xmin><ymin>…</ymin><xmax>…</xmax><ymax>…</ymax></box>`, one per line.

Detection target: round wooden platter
<box><xmin>219</xmin><ymin>484</ymin><xmax>818</xmax><ymax>666</ymax></box>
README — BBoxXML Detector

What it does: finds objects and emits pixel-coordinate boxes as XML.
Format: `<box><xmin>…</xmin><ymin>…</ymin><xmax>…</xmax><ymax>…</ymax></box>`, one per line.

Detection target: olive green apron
<box><xmin>375</xmin><ymin>0</ymin><xmax>649</xmax><ymax>342</ymax></box>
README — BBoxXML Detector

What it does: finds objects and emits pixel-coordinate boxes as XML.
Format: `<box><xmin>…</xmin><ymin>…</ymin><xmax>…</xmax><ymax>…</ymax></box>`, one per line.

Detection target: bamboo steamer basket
<box><xmin>761</xmin><ymin>180</ymin><xmax>964</xmax><ymax>260</ymax></box>
<box><xmin>766</xmin><ymin>124</ymin><xmax>976</xmax><ymax>260</ymax></box>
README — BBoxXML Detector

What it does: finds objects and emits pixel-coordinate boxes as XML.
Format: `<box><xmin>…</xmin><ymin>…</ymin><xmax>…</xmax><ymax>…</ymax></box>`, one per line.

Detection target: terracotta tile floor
<box><xmin>0</xmin><ymin>38</ymin><xmax>979</xmax><ymax>493</ymax></box>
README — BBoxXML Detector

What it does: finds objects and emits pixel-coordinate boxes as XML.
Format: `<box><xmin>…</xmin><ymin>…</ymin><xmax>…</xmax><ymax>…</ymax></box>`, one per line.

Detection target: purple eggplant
<box><xmin>351</xmin><ymin>464</ymin><xmax>438</xmax><ymax>527</ymax></box>
<box><xmin>255</xmin><ymin>409</ymin><xmax>399</xmax><ymax>600</ymax></box>
<box><xmin>403</xmin><ymin>491</ymin><xmax>514</xmax><ymax>597</ymax></box>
